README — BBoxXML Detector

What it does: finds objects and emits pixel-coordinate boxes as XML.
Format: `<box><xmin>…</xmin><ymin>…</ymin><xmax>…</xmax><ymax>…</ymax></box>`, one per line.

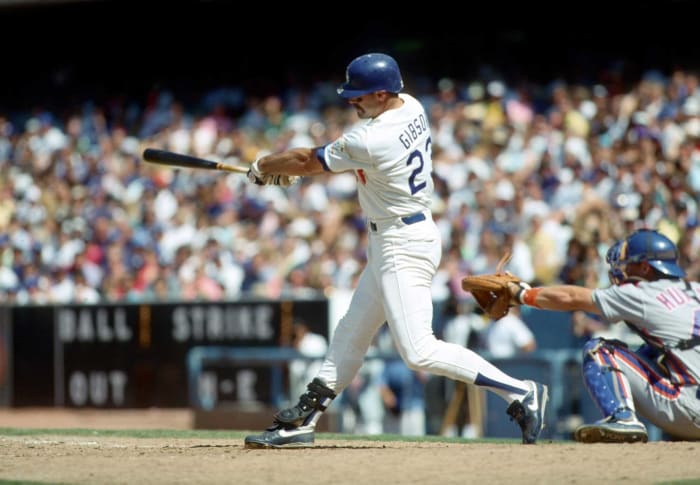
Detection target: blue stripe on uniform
<box><xmin>474</xmin><ymin>373</ymin><xmax>528</xmax><ymax>395</ymax></box>
<box><xmin>613</xmin><ymin>346</ymin><xmax>681</xmax><ymax>399</ymax></box>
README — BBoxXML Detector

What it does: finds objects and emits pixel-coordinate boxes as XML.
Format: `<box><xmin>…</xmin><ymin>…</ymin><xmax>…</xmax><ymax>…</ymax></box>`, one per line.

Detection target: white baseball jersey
<box><xmin>321</xmin><ymin>93</ymin><xmax>433</xmax><ymax>220</ymax></box>
<box><xmin>592</xmin><ymin>279</ymin><xmax>700</xmax><ymax>438</ymax></box>
<box><xmin>313</xmin><ymin>91</ymin><xmax>536</xmax><ymax>417</ymax></box>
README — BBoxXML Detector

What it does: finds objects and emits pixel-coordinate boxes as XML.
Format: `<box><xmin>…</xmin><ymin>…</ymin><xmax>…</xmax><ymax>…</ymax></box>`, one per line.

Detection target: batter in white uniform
<box><xmin>244</xmin><ymin>53</ymin><xmax>548</xmax><ymax>448</ymax></box>
<box><xmin>509</xmin><ymin>229</ymin><xmax>700</xmax><ymax>442</ymax></box>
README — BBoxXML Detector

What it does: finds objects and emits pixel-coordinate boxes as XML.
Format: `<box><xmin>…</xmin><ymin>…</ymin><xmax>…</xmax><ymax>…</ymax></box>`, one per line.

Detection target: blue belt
<box><xmin>369</xmin><ymin>212</ymin><xmax>426</xmax><ymax>232</ymax></box>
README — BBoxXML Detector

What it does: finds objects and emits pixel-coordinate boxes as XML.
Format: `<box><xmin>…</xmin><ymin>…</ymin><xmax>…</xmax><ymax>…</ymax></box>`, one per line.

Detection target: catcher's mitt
<box><xmin>461</xmin><ymin>252</ymin><xmax>529</xmax><ymax>320</ymax></box>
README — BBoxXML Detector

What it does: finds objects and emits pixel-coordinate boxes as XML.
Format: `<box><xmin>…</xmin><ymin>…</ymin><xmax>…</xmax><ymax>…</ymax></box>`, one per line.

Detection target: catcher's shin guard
<box><xmin>274</xmin><ymin>378</ymin><xmax>337</xmax><ymax>428</ymax></box>
<box><xmin>581</xmin><ymin>338</ymin><xmax>636</xmax><ymax>420</ymax></box>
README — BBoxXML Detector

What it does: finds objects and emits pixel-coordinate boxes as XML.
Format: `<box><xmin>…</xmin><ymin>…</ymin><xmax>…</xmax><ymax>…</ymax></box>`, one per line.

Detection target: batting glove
<box><xmin>268</xmin><ymin>175</ymin><xmax>300</xmax><ymax>187</ymax></box>
<box><xmin>247</xmin><ymin>159</ymin><xmax>266</xmax><ymax>185</ymax></box>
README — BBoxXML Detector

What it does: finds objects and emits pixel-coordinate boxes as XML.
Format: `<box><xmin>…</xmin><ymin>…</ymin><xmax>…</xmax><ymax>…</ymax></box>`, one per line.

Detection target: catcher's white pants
<box><xmin>316</xmin><ymin>215</ymin><xmax>528</xmax><ymax>402</ymax></box>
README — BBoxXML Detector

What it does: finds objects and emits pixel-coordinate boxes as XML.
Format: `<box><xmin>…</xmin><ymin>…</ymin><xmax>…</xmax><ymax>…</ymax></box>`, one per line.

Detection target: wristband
<box><xmin>251</xmin><ymin>158</ymin><xmax>265</xmax><ymax>177</ymax></box>
<box><xmin>522</xmin><ymin>287</ymin><xmax>543</xmax><ymax>308</ymax></box>
<box><xmin>515</xmin><ymin>284</ymin><xmax>528</xmax><ymax>305</ymax></box>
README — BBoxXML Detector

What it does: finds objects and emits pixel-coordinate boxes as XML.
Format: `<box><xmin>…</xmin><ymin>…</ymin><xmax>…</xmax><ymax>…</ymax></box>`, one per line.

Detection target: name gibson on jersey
<box><xmin>399</xmin><ymin>115</ymin><xmax>428</xmax><ymax>149</ymax></box>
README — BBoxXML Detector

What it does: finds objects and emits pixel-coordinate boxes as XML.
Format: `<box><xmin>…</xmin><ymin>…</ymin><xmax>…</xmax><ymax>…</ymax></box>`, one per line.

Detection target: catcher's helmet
<box><xmin>619</xmin><ymin>229</ymin><xmax>686</xmax><ymax>278</ymax></box>
<box><xmin>606</xmin><ymin>240</ymin><xmax>625</xmax><ymax>285</ymax></box>
<box><xmin>337</xmin><ymin>53</ymin><xmax>404</xmax><ymax>99</ymax></box>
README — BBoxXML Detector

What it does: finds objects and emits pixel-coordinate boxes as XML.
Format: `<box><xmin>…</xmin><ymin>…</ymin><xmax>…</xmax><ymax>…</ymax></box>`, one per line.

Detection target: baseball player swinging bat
<box><xmin>142</xmin><ymin>148</ymin><xmax>249</xmax><ymax>174</ymax></box>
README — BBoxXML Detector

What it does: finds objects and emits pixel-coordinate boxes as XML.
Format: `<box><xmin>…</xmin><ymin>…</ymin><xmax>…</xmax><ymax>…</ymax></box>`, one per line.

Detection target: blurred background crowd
<box><xmin>2</xmin><ymin>65</ymin><xmax>699</xmax><ymax>312</ymax></box>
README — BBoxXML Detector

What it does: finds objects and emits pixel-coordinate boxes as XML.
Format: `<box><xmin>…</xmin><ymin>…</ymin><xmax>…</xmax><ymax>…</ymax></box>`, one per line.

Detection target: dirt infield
<box><xmin>0</xmin><ymin>409</ymin><xmax>698</xmax><ymax>485</ymax></box>
<box><xmin>0</xmin><ymin>408</ymin><xmax>193</xmax><ymax>430</ymax></box>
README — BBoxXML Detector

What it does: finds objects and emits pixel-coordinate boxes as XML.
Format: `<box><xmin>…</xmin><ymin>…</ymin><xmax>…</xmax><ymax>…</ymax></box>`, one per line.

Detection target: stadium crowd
<box><xmin>1</xmin><ymin>66</ymin><xmax>699</xmax><ymax>326</ymax></box>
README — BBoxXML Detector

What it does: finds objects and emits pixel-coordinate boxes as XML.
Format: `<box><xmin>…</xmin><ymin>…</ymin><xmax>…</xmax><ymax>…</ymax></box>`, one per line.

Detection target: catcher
<box><xmin>494</xmin><ymin>230</ymin><xmax>700</xmax><ymax>443</ymax></box>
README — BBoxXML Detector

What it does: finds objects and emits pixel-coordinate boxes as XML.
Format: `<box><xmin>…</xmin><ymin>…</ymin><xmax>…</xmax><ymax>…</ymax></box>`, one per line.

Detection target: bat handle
<box><xmin>218</xmin><ymin>163</ymin><xmax>249</xmax><ymax>174</ymax></box>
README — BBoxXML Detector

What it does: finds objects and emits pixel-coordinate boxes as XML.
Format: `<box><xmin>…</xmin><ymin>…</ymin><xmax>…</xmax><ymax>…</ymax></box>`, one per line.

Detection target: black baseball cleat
<box><xmin>244</xmin><ymin>424</ymin><xmax>315</xmax><ymax>449</ymax></box>
<box><xmin>506</xmin><ymin>380</ymin><xmax>549</xmax><ymax>444</ymax></box>
<box><xmin>574</xmin><ymin>417</ymin><xmax>648</xmax><ymax>444</ymax></box>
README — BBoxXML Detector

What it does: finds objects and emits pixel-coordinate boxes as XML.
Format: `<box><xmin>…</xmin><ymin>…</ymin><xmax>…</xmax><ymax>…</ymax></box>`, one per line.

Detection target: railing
<box><xmin>186</xmin><ymin>346</ymin><xmax>593</xmax><ymax>440</ymax></box>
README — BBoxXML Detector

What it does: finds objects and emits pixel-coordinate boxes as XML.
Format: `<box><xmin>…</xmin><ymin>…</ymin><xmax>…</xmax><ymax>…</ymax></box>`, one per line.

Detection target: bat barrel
<box><xmin>142</xmin><ymin>148</ymin><xmax>248</xmax><ymax>173</ymax></box>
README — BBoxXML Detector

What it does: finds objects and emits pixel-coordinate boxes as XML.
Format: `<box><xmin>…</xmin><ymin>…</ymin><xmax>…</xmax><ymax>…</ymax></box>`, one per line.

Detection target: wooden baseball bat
<box><xmin>142</xmin><ymin>148</ymin><xmax>249</xmax><ymax>174</ymax></box>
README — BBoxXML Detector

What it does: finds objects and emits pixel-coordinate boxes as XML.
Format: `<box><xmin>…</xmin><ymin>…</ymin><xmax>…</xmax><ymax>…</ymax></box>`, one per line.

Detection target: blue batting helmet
<box><xmin>619</xmin><ymin>229</ymin><xmax>686</xmax><ymax>278</ymax></box>
<box><xmin>337</xmin><ymin>53</ymin><xmax>404</xmax><ymax>99</ymax></box>
<box><xmin>606</xmin><ymin>240</ymin><xmax>625</xmax><ymax>285</ymax></box>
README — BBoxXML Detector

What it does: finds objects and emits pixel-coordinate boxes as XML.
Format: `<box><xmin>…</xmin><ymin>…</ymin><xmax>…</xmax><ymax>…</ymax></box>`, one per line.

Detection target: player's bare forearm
<box><xmin>532</xmin><ymin>285</ymin><xmax>599</xmax><ymax>314</ymax></box>
<box><xmin>258</xmin><ymin>148</ymin><xmax>326</xmax><ymax>176</ymax></box>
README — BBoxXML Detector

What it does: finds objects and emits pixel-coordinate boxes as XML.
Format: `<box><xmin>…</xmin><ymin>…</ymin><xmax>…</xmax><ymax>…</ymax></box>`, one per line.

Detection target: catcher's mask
<box><xmin>337</xmin><ymin>53</ymin><xmax>404</xmax><ymax>99</ymax></box>
<box><xmin>618</xmin><ymin>229</ymin><xmax>685</xmax><ymax>280</ymax></box>
<box><xmin>605</xmin><ymin>240</ymin><xmax>625</xmax><ymax>285</ymax></box>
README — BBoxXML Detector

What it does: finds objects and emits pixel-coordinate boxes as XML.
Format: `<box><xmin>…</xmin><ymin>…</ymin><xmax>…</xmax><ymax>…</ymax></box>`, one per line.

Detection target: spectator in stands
<box><xmin>73</xmin><ymin>271</ymin><xmax>100</xmax><ymax>303</ymax></box>
<box><xmin>378</xmin><ymin>356</ymin><xmax>428</xmax><ymax>436</ymax></box>
<box><xmin>333</xmin><ymin>326</ymin><xmax>387</xmax><ymax>436</ymax></box>
<box><xmin>288</xmin><ymin>320</ymin><xmax>328</xmax><ymax>403</ymax></box>
<box><xmin>373</xmin><ymin>328</ymin><xmax>428</xmax><ymax>436</ymax></box>
<box><xmin>425</xmin><ymin>295</ymin><xmax>486</xmax><ymax>438</ymax></box>
<box><xmin>478</xmin><ymin>306</ymin><xmax>536</xmax><ymax>358</ymax></box>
